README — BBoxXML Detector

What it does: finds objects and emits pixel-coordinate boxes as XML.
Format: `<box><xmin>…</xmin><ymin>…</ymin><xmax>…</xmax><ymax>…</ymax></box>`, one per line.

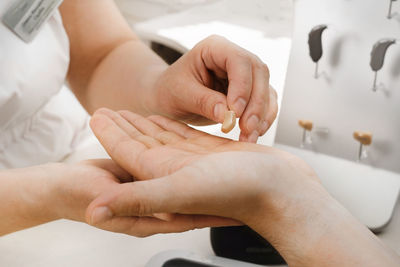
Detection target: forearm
<box><xmin>251</xmin><ymin>182</ymin><xmax>400</xmax><ymax>266</ymax></box>
<box><xmin>0</xmin><ymin>164</ymin><xmax>60</xmax><ymax>236</ymax></box>
<box><xmin>82</xmin><ymin>40</ymin><xmax>167</xmax><ymax>115</ymax></box>
<box><xmin>61</xmin><ymin>0</ymin><xmax>168</xmax><ymax>115</ymax></box>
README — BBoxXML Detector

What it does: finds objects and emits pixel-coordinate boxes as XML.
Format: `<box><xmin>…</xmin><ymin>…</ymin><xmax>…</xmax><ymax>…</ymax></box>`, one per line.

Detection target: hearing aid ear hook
<box><xmin>388</xmin><ymin>0</ymin><xmax>397</xmax><ymax>19</ymax></box>
<box><xmin>308</xmin><ymin>25</ymin><xmax>328</xmax><ymax>79</ymax></box>
<box><xmin>370</xmin><ymin>39</ymin><xmax>397</xmax><ymax>92</ymax></box>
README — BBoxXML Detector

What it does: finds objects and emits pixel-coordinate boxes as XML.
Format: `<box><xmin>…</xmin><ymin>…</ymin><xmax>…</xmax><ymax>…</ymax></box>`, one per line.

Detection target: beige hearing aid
<box><xmin>298</xmin><ymin>120</ymin><xmax>314</xmax><ymax>131</ymax></box>
<box><xmin>221</xmin><ymin>111</ymin><xmax>236</xmax><ymax>134</ymax></box>
<box><xmin>353</xmin><ymin>131</ymin><xmax>373</xmax><ymax>145</ymax></box>
<box><xmin>353</xmin><ymin>131</ymin><xmax>373</xmax><ymax>161</ymax></box>
<box><xmin>298</xmin><ymin>120</ymin><xmax>314</xmax><ymax>147</ymax></box>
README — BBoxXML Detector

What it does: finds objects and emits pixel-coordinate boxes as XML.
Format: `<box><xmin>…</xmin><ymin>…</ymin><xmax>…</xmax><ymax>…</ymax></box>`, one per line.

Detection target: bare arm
<box><xmin>60</xmin><ymin>0</ymin><xmax>167</xmax><ymax>115</ymax></box>
<box><xmin>0</xmin><ymin>165</ymin><xmax>60</xmax><ymax>235</ymax></box>
<box><xmin>86</xmin><ymin>109</ymin><xmax>400</xmax><ymax>267</ymax></box>
<box><xmin>0</xmin><ymin>161</ymin><xmax>235</xmax><ymax>236</ymax></box>
<box><xmin>60</xmin><ymin>0</ymin><xmax>279</xmax><ymax>143</ymax></box>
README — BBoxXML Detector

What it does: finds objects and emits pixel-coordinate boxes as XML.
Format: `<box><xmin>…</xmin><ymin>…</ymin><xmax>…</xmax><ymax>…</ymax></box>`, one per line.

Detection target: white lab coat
<box><xmin>0</xmin><ymin>1</ymin><xmax>91</xmax><ymax>169</ymax></box>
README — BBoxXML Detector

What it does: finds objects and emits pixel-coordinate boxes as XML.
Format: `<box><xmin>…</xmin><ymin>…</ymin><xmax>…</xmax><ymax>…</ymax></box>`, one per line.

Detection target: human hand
<box><xmin>86</xmin><ymin>108</ymin><xmax>320</xmax><ymax>236</ymax></box>
<box><xmin>87</xmin><ymin>110</ymin><xmax>400</xmax><ymax>267</ymax></box>
<box><xmin>47</xmin><ymin>160</ymin><xmax>237</xmax><ymax>236</ymax></box>
<box><xmin>146</xmin><ymin>35</ymin><xmax>278</xmax><ymax>143</ymax></box>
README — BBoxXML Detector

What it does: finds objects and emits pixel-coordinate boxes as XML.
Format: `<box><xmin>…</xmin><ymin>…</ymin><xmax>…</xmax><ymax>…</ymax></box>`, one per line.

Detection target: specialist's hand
<box><xmin>48</xmin><ymin>160</ymin><xmax>237</xmax><ymax>236</ymax></box>
<box><xmin>147</xmin><ymin>35</ymin><xmax>278</xmax><ymax>143</ymax></box>
<box><xmin>0</xmin><ymin>160</ymin><xmax>130</xmax><ymax>235</ymax></box>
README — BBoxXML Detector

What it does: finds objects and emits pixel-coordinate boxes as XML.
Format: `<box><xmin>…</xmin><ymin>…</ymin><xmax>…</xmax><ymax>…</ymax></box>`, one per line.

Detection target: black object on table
<box><xmin>210</xmin><ymin>226</ymin><xmax>286</xmax><ymax>265</ymax></box>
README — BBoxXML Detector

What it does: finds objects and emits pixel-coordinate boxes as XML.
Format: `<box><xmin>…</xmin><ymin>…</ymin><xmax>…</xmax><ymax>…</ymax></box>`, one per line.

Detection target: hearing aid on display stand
<box><xmin>308</xmin><ymin>24</ymin><xmax>328</xmax><ymax>79</ymax></box>
<box><xmin>298</xmin><ymin>120</ymin><xmax>313</xmax><ymax>147</ymax></box>
<box><xmin>353</xmin><ymin>131</ymin><xmax>373</xmax><ymax>162</ymax></box>
<box><xmin>388</xmin><ymin>0</ymin><xmax>397</xmax><ymax>19</ymax></box>
<box><xmin>370</xmin><ymin>38</ymin><xmax>397</xmax><ymax>91</ymax></box>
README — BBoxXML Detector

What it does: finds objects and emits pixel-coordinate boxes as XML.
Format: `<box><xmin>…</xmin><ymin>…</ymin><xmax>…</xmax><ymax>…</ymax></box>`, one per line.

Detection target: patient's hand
<box><xmin>87</xmin><ymin>109</ymin><xmax>400</xmax><ymax>267</ymax></box>
<box><xmin>87</xmin><ymin>108</ymin><xmax>319</xmax><ymax>233</ymax></box>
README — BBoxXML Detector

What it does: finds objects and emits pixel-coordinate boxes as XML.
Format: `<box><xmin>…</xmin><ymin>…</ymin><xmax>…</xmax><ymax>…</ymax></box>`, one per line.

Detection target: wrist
<box><xmin>249</xmin><ymin>179</ymin><xmax>354</xmax><ymax>266</ymax></box>
<box><xmin>144</xmin><ymin>66</ymin><xmax>169</xmax><ymax>117</ymax></box>
<box><xmin>32</xmin><ymin>163</ymin><xmax>66</xmax><ymax>222</ymax></box>
<box><xmin>0</xmin><ymin>163</ymin><xmax>64</xmax><ymax>235</ymax></box>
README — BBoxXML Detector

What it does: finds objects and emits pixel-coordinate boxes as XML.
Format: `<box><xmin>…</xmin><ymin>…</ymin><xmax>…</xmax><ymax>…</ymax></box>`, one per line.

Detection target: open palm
<box><xmin>88</xmin><ymin>109</ymin><xmax>318</xmax><ymax>233</ymax></box>
<box><xmin>90</xmin><ymin>108</ymin><xmax>284</xmax><ymax>182</ymax></box>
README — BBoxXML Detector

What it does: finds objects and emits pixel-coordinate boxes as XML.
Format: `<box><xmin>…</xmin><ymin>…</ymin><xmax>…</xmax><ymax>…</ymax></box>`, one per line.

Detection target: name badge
<box><xmin>2</xmin><ymin>0</ymin><xmax>63</xmax><ymax>43</ymax></box>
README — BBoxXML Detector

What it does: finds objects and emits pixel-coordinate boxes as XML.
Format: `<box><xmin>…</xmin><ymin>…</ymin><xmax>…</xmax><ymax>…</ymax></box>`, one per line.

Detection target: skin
<box><xmin>0</xmin><ymin>159</ymin><xmax>237</xmax><ymax>237</ymax></box>
<box><xmin>60</xmin><ymin>0</ymin><xmax>278</xmax><ymax>142</ymax></box>
<box><xmin>0</xmin><ymin>0</ymin><xmax>276</xmax><ymax>235</ymax></box>
<box><xmin>85</xmin><ymin>109</ymin><xmax>400</xmax><ymax>267</ymax></box>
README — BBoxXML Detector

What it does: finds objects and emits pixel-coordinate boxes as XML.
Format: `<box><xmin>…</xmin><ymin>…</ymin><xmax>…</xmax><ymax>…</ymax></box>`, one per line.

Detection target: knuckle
<box><xmin>127</xmin><ymin>192</ymin><xmax>152</xmax><ymax>217</ymax></box>
<box><xmin>196</xmin><ymin>93</ymin><xmax>214</xmax><ymax>116</ymax></box>
<box><xmin>261</xmin><ymin>63</ymin><xmax>270</xmax><ymax>76</ymax></box>
<box><xmin>234</xmin><ymin>49</ymin><xmax>251</xmax><ymax>62</ymax></box>
<box><xmin>254</xmin><ymin>62</ymin><xmax>270</xmax><ymax>77</ymax></box>
<box><xmin>254</xmin><ymin>96</ymin><xmax>267</xmax><ymax>109</ymax></box>
<box><xmin>206</xmin><ymin>34</ymin><xmax>225</xmax><ymax>42</ymax></box>
<box><xmin>267</xmin><ymin>110</ymin><xmax>278</xmax><ymax>126</ymax></box>
<box><xmin>269</xmin><ymin>86</ymin><xmax>278</xmax><ymax>99</ymax></box>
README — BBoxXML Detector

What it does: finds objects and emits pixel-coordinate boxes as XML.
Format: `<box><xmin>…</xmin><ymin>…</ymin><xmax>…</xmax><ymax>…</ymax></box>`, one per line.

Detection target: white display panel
<box><xmin>276</xmin><ymin>0</ymin><xmax>400</xmax><ymax>173</ymax></box>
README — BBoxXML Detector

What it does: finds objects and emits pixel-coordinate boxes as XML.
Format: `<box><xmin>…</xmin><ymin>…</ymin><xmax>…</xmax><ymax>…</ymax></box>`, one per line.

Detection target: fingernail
<box><xmin>90</xmin><ymin>207</ymin><xmax>113</xmax><ymax>225</ymax></box>
<box><xmin>247</xmin><ymin>115</ymin><xmax>259</xmax><ymax>133</ymax></box>
<box><xmin>214</xmin><ymin>103</ymin><xmax>225</xmax><ymax>122</ymax></box>
<box><xmin>248</xmin><ymin>131</ymin><xmax>259</xmax><ymax>143</ymax></box>
<box><xmin>232</xmin><ymin>98</ymin><xmax>247</xmax><ymax>117</ymax></box>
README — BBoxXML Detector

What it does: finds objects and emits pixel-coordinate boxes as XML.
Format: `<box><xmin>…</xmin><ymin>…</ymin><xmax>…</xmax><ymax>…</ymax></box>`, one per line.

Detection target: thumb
<box><xmin>86</xmin><ymin>177</ymin><xmax>197</xmax><ymax>224</ymax></box>
<box><xmin>86</xmin><ymin>168</ymin><xmax>229</xmax><ymax>225</ymax></box>
<box><xmin>179</xmin><ymin>83</ymin><xmax>229</xmax><ymax>123</ymax></box>
<box><xmin>86</xmin><ymin>176</ymin><xmax>240</xmax><ymax>236</ymax></box>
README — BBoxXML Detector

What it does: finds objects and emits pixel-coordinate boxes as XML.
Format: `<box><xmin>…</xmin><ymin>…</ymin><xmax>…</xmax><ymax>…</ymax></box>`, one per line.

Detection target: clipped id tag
<box><xmin>2</xmin><ymin>0</ymin><xmax>63</xmax><ymax>43</ymax></box>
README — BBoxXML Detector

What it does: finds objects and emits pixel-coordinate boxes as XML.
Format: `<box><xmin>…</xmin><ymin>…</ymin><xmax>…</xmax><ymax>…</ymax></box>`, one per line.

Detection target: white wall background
<box><xmin>115</xmin><ymin>0</ymin><xmax>218</xmax><ymax>22</ymax></box>
<box><xmin>276</xmin><ymin>0</ymin><xmax>400</xmax><ymax>173</ymax></box>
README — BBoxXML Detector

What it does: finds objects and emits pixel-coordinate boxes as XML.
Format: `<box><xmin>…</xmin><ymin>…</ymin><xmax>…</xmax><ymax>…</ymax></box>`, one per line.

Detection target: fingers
<box><xmin>86</xmin><ymin>178</ymin><xmax>190</xmax><ymax>220</ymax></box>
<box><xmin>86</xmin><ymin>172</ymin><xmax>242</xmax><ymax>235</ymax></box>
<box><xmin>90</xmin><ymin>109</ymin><xmax>148</xmax><ymax>178</ymax></box>
<box><xmin>178</xmin><ymin>82</ymin><xmax>229</xmax><ymax>124</ymax></box>
<box><xmin>95</xmin><ymin>108</ymin><xmax>162</xmax><ymax>148</ymax></box>
<box><xmin>118</xmin><ymin>111</ymin><xmax>184</xmax><ymax>145</ymax></box>
<box><xmin>198</xmin><ymin>36</ymin><xmax>253</xmax><ymax>118</ymax></box>
<box><xmin>88</xmin><ymin>213</ymin><xmax>240</xmax><ymax>237</ymax></box>
<box><xmin>238</xmin><ymin>61</ymin><xmax>271</xmax><ymax>143</ymax></box>
<box><xmin>225</xmin><ymin>51</ymin><xmax>253</xmax><ymax>118</ymax></box>
<box><xmin>147</xmin><ymin>115</ymin><xmax>208</xmax><ymax>139</ymax></box>
<box><xmin>263</xmin><ymin>87</ymin><xmax>278</xmax><ymax>134</ymax></box>
<box><xmin>194</xmin><ymin>36</ymin><xmax>274</xmax><ymax>142</ymax></box>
